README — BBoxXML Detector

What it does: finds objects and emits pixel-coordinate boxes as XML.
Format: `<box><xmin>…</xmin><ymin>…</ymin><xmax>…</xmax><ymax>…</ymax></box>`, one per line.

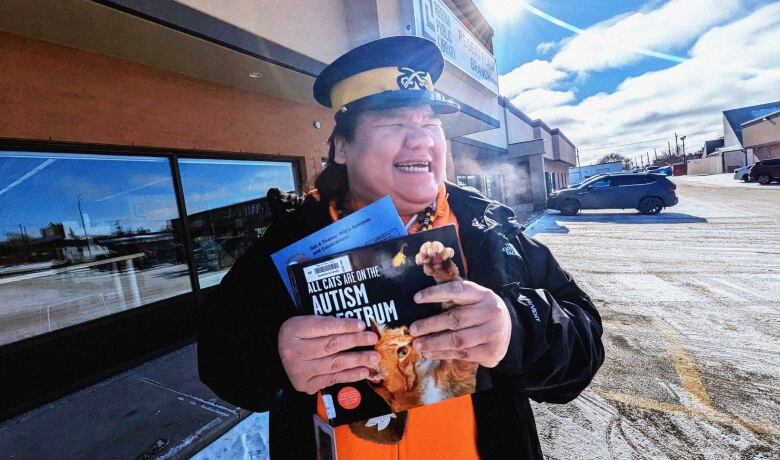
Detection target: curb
<box><xmin>521</xmin><ymin>210</ymin><xmax>549</xmax><ymax>229</ymax></box>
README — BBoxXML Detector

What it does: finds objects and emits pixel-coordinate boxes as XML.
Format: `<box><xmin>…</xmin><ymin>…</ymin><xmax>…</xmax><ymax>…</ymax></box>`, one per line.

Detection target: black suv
<box><xmin>547</xmin><ymin>173</ymin><xmax>678</xmax><ymax>215</ymax></box>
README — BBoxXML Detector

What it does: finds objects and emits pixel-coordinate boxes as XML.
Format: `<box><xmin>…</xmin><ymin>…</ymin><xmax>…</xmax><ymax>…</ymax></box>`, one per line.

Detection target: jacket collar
<box><xmin>444</xmin><ymin>181</ymin><xmax>523</xmax><ymax>235</ymax></box>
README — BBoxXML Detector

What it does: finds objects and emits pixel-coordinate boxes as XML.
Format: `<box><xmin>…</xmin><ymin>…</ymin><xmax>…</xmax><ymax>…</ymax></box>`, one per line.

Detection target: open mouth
<box><xmin>394</xmin><ymin>161</ymin><xmax>431</xmax><ymax>173</ymax></box>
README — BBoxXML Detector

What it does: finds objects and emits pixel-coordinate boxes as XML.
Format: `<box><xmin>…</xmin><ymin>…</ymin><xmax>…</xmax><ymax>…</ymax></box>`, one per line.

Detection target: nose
<box><xmin>403</xmin><ymin>125</ymin><xmax>436</xmax><ymax>150</ymax></box>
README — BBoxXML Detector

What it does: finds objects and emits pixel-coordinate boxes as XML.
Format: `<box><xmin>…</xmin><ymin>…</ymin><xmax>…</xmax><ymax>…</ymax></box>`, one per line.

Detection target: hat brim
<box><xmin>336</xmin><ymin>90</ymin><xmax>460</xmax><ymax>119</ymax></box>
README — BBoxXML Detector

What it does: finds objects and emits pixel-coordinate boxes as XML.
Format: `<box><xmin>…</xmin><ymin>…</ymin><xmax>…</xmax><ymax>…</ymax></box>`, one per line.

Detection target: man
<box><xmin>198</xmin><ymin>36</ymin><xmax>603</xmax><ymax>459</ymax></box>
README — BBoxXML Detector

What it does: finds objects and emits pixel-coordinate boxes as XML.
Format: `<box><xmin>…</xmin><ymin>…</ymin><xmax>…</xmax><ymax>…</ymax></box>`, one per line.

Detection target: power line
<box><xmin>579</xmin><ymin>137</ymin><xmax>669</xmax><ymax>151</ymax></box>
<box><xmin>579</xmin><ymin>130</ymin><xmax>717</xmax><ymax>152</ymax></box>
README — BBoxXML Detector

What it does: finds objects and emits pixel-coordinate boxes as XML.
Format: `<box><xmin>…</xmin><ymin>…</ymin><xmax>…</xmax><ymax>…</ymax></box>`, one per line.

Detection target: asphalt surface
<box><xmin>526</xmin><ymin>175</ymin><xmax>780</xmax><ymax>459</ymax></box>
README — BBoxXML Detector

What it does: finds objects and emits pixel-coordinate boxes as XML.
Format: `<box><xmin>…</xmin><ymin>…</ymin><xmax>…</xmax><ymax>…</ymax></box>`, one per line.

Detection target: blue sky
<box><xmin>473</xmin><ymin>0</ymin><xmax>780</xmax><ymax>164</ymax></box>
<box><xmin>480</xmin><ymin>0</ymin><xmax>665</xmax><ymax>100</ymax></box>
<box><xmin>0</xmin><ymin>153</ymin><xmax>295</xmax><ymax>242</ymax></box>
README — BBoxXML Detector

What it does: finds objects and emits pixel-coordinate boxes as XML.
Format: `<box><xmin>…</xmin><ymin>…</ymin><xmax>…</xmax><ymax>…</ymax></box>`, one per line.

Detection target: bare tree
<box><xmin>597</xmin><ymin>152</ymin><xmax>632</xmax><ymax>170</ymax></box>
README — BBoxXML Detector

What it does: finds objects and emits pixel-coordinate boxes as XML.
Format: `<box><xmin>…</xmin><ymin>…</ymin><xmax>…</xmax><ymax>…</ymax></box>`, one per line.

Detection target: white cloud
<box><xmin>510</xmin><ymin>89</ymin><xmax>575</xmax><ymax>113</ymax></box>
<box><xmin>479</xmin><ymin>0</ymin><xmax>525</xmax><ymax>25</ymax></box>
<box><xmin>536</xmin><ymin>41</ymin><xmax>557</xmax><ymax>55</ymax></box>
<box><xmin>497</xmin><ymin>59</ymin><xmax>568</xmax><ymax>98</ymax></box>
<box><xmin>551</xmin><ymin>0</ymin><xmax>742</xmax><ymax>74</ymax></box>
<box><xmin>528</xmin><ymin>2</ymin><xmax>780</xmax><ymax>165</ymax></box>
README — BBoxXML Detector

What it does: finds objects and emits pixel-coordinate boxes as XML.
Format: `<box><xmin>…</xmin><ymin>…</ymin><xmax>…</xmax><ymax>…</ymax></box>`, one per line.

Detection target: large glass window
<box><xmin>457</xmin><ymin>174</ymin><xmax>505</xmax><ymax>203</ymax></box>
<box><xmin>0</xmin><ymin>152</ymin><xmax>190</xmax><ymax>346</ymax></box>
<box><xmin>178</xmin><ymin>158</ymin><xmax>296</xmax><ymax>288</ymax></box>
<box><xmin>456</xmin><ymin>174</ymin><xmax>481</xmax><ymax>190</ymax></box>
<box><xmin>483</xmin><ymin>175</ymin><xmax>504</xmax><ymax>202</ymax></box>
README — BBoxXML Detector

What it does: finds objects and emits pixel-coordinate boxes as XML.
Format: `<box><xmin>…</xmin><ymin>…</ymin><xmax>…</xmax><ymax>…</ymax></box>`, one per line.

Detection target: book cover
<box><xmin>271</xmin><ymin>195</ymin><xmax>406</xmax><ymax>302</ymax></box>
<box><xmin>287</xmin><ymin>225</ymin><xmax>479</xmax><ymax>426</ymax></box>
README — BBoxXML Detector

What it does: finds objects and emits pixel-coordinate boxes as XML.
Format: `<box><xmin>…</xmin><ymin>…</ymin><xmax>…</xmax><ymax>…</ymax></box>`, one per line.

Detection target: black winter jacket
<box><xmin>197</xmin><ymin>182</ymin><xmax>604</xmax><ymax>459</ymax></box>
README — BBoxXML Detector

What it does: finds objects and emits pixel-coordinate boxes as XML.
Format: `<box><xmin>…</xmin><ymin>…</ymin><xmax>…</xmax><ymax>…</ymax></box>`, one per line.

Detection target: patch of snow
<box><xmin>672</xmin><ymin>173</ymin><xmax>780</xmax><ymax>189</ymax></box>
<box><xmin>190</xmin><ymin>412</ymin><xmax>269</xmax><ymax>460</ymax></box>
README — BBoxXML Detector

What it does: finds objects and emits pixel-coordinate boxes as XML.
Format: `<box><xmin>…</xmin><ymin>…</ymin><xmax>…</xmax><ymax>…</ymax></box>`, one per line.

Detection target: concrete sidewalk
<box><xmin>0</xmin><ymin>345</ymin><xmax>247</xmax><ymax>459</ymax></box>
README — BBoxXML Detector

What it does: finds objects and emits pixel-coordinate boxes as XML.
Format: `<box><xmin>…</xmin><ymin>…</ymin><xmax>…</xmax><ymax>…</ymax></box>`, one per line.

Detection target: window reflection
<box><xmin>177</xmin><ymin>158</ymin><xmax>296</xmax><ymax>288</ymax></box>
<box><xmin>456</xmin><ymin>174</ymin><xmax>504</xmax><ymax>202</ymax></box>
<box><xmin>0</xmin><ymin>152</ymin><xmax>191</xmax><ymax>346</ymax></box>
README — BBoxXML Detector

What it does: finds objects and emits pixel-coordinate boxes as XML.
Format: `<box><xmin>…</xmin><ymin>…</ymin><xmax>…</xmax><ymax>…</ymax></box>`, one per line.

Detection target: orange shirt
<box><xmin>315</xmin><ymin>184</ymin><xmax>479</xmax><ymax>459</ymax></box>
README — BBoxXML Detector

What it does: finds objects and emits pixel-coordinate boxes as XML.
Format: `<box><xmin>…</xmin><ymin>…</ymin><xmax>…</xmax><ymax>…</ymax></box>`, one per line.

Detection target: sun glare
<box><xmin>482</xmin><ymin>0</ymin><xmax>525</xmax><ymax>24</ymax></box>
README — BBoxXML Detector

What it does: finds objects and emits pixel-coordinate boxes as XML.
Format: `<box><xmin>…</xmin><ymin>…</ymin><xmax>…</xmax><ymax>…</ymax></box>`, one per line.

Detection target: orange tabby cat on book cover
<box><xmin>366</xmin><ymin>241</ymin><xmax>478</xmax><ymax>412</ymax></box>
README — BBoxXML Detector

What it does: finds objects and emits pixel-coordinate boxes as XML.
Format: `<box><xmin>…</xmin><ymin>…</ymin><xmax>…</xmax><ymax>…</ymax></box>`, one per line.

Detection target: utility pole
<box><xmin>680</xmin><ymin>135</ymin><xmax>687</xmax><ymax>166</ymax></box>
<box><xmin>77</xmin><ymin>193</ymin><xmax>93</xmax><ymax>259</ymax></box>
<box><xmin>646</xmin><ymin>151</ymin><xmax>651</xmax><ymax>165</ymax></box>
<box><xmin>654</xmin><ymin>148</ymin><xmax>658</xmax><ymax>161</ymax></box>
<box><xmin>18</xmin><ymin>224</ymin><xmax>30</xmax><ymax>258</ymax></box>
<box><xmin>576</xmin><ymin>148</ymin><xmax>583</xmax><ymax>182</ymax></box>
<box><xmin>668</xmin><ymin>141</ymin><xmax>672</xmax><ymax>156</ymax></box>
<box><xmin>675</xmin><ymin>133</ymin><xmax>680</xmax><ymax>157</ymax></box>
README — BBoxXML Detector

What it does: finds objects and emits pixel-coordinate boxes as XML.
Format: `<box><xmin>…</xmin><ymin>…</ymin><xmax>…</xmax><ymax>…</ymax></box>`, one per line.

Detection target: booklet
<box><xmin>287</xmin><ymin>225</ymin><xmax>479</xmax><ymax>426</ymax></box>
<box><xmin>271</xmin><ymin>195</ymin><xmax>406</xmax><ymax>302</ymax></box>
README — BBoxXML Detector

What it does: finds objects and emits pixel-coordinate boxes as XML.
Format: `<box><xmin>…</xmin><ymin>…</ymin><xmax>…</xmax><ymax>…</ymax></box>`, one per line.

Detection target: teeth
<box><xmin>394</xmin><ymin>162</ymin><xmax>431</xmax><ymax>172</ymax></box>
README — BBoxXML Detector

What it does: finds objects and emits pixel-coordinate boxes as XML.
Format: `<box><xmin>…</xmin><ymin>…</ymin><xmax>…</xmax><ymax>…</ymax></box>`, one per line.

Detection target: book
<box><xmin>271</xmin><ymin>195</ymin><xmax>406</xmax><ymax>302</ymax></box>
<box><xmin>287</xmin><ymin>225</ymin><xmax>479</xmax><ymax>426</ymax></box>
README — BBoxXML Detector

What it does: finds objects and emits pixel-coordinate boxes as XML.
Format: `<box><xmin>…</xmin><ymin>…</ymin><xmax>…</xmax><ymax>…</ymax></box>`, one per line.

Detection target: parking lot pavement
<box><xmin>526</xmin><ymin>174</ymin><xmax>780</xmax><ymax>459</ymax></box>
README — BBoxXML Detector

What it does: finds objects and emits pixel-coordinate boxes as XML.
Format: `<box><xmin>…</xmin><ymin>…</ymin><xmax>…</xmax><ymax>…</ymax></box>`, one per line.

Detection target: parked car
<box><xmin>643</xmin><ymin>165</ymin><xmax>672</xmax><ymax>175</ymax></box>
<box><xmin>548</xmin><ymin>173</ymin><xmax>678</xmax><ymax>215</ymax></box>
<box><xmin>733</xmin><ymin>164</ymin><xmax>754</xmax><ymax>182</ymax></box>
<box><xmin>748</xmin><ymin>158</ymin><xmax>780</xmax><ymax>185</ymax></box>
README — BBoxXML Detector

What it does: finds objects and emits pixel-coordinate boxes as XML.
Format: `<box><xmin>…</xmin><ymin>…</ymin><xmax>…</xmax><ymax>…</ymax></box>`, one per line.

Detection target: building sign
<box><xmin>412</xmin><ymin>0</ymin><xmax>498</xmax><ymax>94</ymax></box>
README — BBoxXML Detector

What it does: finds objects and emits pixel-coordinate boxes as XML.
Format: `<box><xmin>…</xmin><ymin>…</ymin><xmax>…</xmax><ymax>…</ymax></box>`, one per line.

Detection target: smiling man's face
<box><xmin>334</xmin><ymin>105</ymin><xmax>447</xmax><ymax>216</ymax></box>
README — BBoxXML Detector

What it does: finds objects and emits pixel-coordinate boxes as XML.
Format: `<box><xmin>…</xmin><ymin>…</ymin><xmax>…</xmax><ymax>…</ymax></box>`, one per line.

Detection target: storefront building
<box><xmin>742</xmin><ymin>109</ymin><xmax>780</xmax><ymax>161</ymax></box>
<box><xmin>1</xmin><ymin>0</ymin><xmax>576</xmax><ymax>454</ymax></box>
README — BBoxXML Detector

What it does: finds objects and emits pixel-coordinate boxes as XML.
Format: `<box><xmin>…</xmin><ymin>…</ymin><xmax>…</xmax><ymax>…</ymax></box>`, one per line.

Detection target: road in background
<box><xmin>527</xmin><ymin>174</ymin><xmax>780</xmax><ymax>458</ymax></box>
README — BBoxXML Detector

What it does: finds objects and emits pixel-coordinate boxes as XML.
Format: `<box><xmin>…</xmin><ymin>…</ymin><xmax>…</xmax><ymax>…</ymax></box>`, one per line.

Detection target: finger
<box><xmin>307</xmin><ymin>350</ymin><xmax>380</xmax><ymax>376</ymax></box>
<box><xmin>291</xmin><ymin>316</ymin><xmax>366</xmax><ymax>339</ymax></box>
<box><xmin>414</xmin><ymin>280</ymin><xmax>484</xmax><ymax>305</ymax></box>
<box><xmin>409</xmin><ymin>304</ymin><xmax>487</xmax><ymax>336</ymax></box>
<box><xmin>422</xmin><ymin>344</ymin><xmax>492</xmax><ymax>363</ymax></box>
<box><xmin>306</xmin><ymin>367</ymin><xmax>371</xmax><ymax>394</ymax></box>
<box><xmin>414</xmin><ymin>325</ymin><xmax>488</xmax><ymax>353</ymax></box>
<box><xmin>297</xmin><ymin>331</ymin><xmax>378</xmax><ymax>359</ymax></box>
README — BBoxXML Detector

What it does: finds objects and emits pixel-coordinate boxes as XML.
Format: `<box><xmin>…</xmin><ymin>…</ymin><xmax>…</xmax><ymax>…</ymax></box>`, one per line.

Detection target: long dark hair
<box><xmin>313</xmin><ymin>111</ymin><xmax>361</xmax><ymax>209</ymax></box>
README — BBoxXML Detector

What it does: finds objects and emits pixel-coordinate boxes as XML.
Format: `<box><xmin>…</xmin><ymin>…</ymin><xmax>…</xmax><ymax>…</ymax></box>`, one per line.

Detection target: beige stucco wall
<box><xmin>723</xmin><ymin>150</ymin><xmax>749</xmax><ymax>172</ymax></box>
<box><xmin>554</xmin><ymin>134</ymin><xmax>576</xmax><ymax>165</ymax></box>
<box><xmin>754</xmin><ymin>143</ymin><xmax>780</xmax><ymax>160</ymax></box>
<box><xmin>743</xmin><ymin>118</ymin><xmax>780</xmax><ymax>148</ymax></box>
<box><xmin>463</xmin><ymin>126</ymin><xmax>507</xmax><ymax>150</ymax></box>
<box><xmin>174</xmin><ymin>0</ymin><xmax>351</xmax><ymax>63</ymax></box>
<box><xmin>377</xmin><ymin>0</ymin><xmax>407</xmax><ymax>37</ymax></box>
<box><xmin>505</xmin><ymin>110</ymin><xmax>535</xmax><ymax>144</ymax></box>
<box><xmin>535</xmin><ymin>126</ymin><xmax>554</xmax><ymax>161</ymax></box>
<box><xmin>687</xmin><ymin>155</ymin><xmax>723</xmax><ymax>175</ymax></box>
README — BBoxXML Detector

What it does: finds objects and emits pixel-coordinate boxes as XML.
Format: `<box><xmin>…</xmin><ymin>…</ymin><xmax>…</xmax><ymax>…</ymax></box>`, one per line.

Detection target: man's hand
<box><xmin>278</xmin><ymin>316</ymin><xmax>379</xmax><ymax>395</ymax></box>
<box><xmin>409</xmin><ymin>280</ymin><xmax>511</xmax><ymax>368</ymax></box>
